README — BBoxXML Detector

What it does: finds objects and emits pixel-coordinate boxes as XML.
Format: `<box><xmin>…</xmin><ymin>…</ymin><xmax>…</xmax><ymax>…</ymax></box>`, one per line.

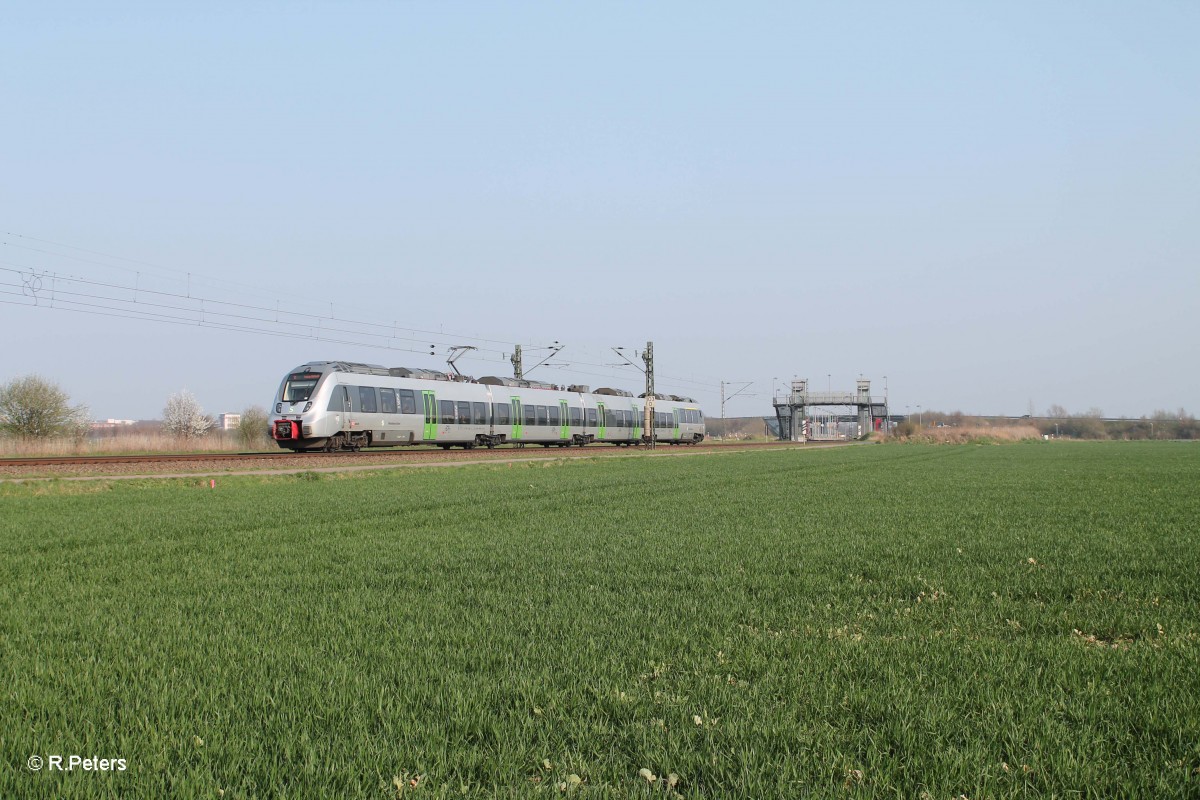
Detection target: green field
<box><xmin>2</xmin><ymin>443</ymin><xmax>1198</xmax><ymax>798</ymax></box>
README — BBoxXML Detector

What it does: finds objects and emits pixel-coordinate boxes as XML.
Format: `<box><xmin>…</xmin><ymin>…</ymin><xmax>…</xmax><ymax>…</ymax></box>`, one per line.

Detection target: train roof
<box><xmin>298</xmin><ymin>361</ymin><xmax>455</xmax><ymax>381</ymax></box>
<box><xmin>478</xmin><ymin>376</ymin><xmax>556</xmax><ymax>390</ymax></box>
<box><xmin>293</xmin><ymin>362</ymin><xmax>694</xmax><ymax>401</ymax></box>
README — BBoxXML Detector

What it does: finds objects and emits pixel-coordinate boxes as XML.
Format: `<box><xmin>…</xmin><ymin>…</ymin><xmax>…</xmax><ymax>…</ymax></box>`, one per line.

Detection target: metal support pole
<box><xmin>720</xmin><ymin>381</ymin><xmax>726</xmax><ymax>435</ymax></box>
<box><xmin>511</xmin><ymin>344</ymin><xmax>523</xmax><ymax>381</ymax></box>
<box><xmin>884</xmin><ymin>375</ymin><xmax>889</xmax><ymax>435</ymax></box>
<box><xmin>643</xmin><ymin>341</ymin><xmax>655</xmax><ymax>449</ymax></box>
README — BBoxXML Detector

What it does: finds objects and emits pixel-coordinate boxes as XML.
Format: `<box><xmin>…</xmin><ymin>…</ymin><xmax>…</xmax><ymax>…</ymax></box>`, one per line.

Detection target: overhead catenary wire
<box><xmin>6</xmin><ymin>234</ymin><xmax>732</xmax><ymax>392</ymax></box>
<box><xmin>0</xmin><ymin>262</ymin><xmax>514</xmax><ymax>357</ymax></box>
<box><xmin>1</xmin><ymin>233</ymin><xmax>727</xmax><ymax>399</ymax></box>
<box><xmin>3</xmin><ymin>283</ymin><xmax>713</xmax><ymax>396</ymax></box>
<box><xmin>1</xmin><ymin>234</ymin><xmax>520</xmax><ymax>349</ymax></box>
<box><xmin>1</xmin><ymin>274</ymin><xmax>717</xmax><ymax>396</ymax></box>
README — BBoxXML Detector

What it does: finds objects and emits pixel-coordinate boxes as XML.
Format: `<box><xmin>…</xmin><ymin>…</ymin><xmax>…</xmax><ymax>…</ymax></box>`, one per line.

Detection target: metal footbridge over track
<box><xmin>772</xmin><ymin>379</ymin><xmax>889</xmax><ymax>441</ymax></box>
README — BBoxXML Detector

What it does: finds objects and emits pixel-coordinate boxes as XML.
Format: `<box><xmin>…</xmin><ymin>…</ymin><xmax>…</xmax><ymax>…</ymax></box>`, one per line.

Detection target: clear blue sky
<box><xmin>2</xmin><ymin>2</ymin><xmax>1197</xmax><ymax>420</ymax></box>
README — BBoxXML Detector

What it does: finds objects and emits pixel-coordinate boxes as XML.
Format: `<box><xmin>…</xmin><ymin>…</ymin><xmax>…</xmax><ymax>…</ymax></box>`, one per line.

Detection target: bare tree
<box><xmin>237</xmin><ymin>405</ymin><xmax>269</xmax><ymax>449</ymax></box>
<box><xmin>0</xmin><ymin>375</ymin><xmax>90</xmax><ymax>440</ymax></box>
<box><xmin>162</xmin><ymin>390</ymin><xmax>213</xmax><ymax>440</ymax></box>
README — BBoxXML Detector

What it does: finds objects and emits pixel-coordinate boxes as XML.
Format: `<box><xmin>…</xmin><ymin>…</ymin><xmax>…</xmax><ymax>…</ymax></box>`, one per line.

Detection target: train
<box><xmin>270</xmin><ymin>361</ymin><xmax>706</xmax><ymax>451</ymax></box>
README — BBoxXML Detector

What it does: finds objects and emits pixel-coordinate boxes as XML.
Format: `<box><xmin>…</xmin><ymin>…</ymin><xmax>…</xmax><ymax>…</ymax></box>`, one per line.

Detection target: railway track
<box><xmin>0</xmin><ymin>440</ymin><xmax>798</xmax><ymax>469</ymax></box>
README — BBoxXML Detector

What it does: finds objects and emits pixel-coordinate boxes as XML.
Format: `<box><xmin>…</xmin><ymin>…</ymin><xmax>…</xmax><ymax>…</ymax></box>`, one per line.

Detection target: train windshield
<box><xmin>282</xmin><ymin>372</ymin><xmax>322</xmax><ymax>403</ymax></box>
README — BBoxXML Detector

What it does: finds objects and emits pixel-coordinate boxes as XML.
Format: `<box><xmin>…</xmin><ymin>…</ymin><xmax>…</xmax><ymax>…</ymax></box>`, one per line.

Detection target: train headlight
<box><xmin>304</xmin><ymin>401</ymin><xmax>312</xmax><ymax>412</ymax></box>
<box><xmin>276</xmin><ymin>403</ymin><xmax>282</xmax><ymax>413</ymax></box>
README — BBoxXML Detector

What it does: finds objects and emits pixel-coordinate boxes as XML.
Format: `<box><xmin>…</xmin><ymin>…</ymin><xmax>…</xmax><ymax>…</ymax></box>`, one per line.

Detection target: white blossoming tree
<box><xmin>162</xmin><ymin>390</ymin><xmax>213</xmax><ymax>440</ymax></box>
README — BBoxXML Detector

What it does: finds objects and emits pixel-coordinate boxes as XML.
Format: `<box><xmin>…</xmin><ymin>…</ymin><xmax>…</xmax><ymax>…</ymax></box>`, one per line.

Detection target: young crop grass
<box><xmin>1</xmin><ymin>443</ymin><xmax>1198</xmax><ymax>798</ymax></box>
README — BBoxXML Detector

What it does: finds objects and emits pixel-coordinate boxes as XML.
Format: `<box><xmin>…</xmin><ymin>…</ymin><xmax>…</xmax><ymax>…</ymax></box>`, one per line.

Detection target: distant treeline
<box><xmin>907</xmin><ymin>408</ymin><xmax>1197</xmax><ymax>440</ymax></box>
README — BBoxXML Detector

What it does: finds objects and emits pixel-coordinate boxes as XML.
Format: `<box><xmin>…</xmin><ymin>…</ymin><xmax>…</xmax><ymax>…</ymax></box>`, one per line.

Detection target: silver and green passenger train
<box><xmin>270</xmin><ymin>361</ymin><xmax>705</xmax><ymax>451</ymax></box>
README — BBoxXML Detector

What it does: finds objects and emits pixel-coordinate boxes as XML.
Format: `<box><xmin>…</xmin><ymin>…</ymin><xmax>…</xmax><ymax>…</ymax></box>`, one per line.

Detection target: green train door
<box><xmin>632</xmin><ymin>404</ymin><xmax>642</xmax><ymax>441</ymax></box>
<box><xmin>673</xmin><ymin>408</ymin><xmax>681</xmax><ymax>440</ymax></box>
<box><xmin>597</xmin><ymin>402</ymin><xmax>606</xmax><ymax>440</ymax></box>
<box><xmin>559</xmin><ymin>400</ymin><xmax>569</xmax><ymax>441</ymax></box>
<box><xmin>511</xmin><ymin>398</ymin><xmax>522</xmax><ymax>441</ymax></box>
<box><xmin>422</xmin><ymin>391</ymin><xmax>437</xmax><ymax>442</ymax></box>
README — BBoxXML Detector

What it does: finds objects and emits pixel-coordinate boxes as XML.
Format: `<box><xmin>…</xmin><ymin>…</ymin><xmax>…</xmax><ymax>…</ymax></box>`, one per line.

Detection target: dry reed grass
<box><xmin>892</xmin><ymin>424</ymin><xmax>1043</xmax><ymax>444</ymax></box>
<box><xmin>0</xmin><ymin>432</ymin><xmax>271</xmax><ymax>457</ymax></box>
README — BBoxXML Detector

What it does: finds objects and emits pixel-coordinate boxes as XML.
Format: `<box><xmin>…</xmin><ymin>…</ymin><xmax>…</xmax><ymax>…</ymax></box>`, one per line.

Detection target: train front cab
<box><xmin>271</xmin><ymin>368</ymin><xmax>332</xmax><ymax>451</ymax></box>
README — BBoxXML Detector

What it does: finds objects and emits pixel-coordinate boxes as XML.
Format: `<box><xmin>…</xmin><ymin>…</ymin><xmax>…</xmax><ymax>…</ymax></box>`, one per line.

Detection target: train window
<box><xmin>585</xmin><ymin>408</ymin><xmax>597</xmax><ymax>427</ymax></box>
<box><xmin>524</xmin><ymin>406</ymin><xmax>536</xmax><ymax>426</ymax></box>
<box><xmin>439</xmin><ymin>400</ymin><xmax>455</xmax><ymax>425</ymax></box>
<box><xmin>380</xmin><ymin>388</ymin><xmax>397</xmax><ymax>414</ymax></box>
<box><xmin>493</xmin><ymin>403</ymin><xmax>510</xmax><ymax>424</ymax></box>
<box><xmin>548</xmin><ymin>406</ymin><xmax>560</xmax><ymax>426</ymax></box>
<box><xmin>472</xmin><ymin>402</ymin><xmax>487</xmax><ymax>425</ymax></box>
<box><xmin>456</xmin><ymin>401</ymin><xmax>471</xmax><ymax>425</ymax></box>
<box><xmin>283</xmin><ymin>372</ymin><xmax>322</xmax><ymax>403</ymax></box>
<box><xmin>535</xmin><ymin>406</ymin><xmax>548</xmax><ymax>426</ymax></box>
<box><xmin>398</xmin><ymin>389</ymin><xmax>417</xmax><ymax>414</ymax></box>
<box><xmin>569</xmin><ymin>407</ymin><xmax>581</xmax><ymax>426</ymax></box>
<box><xmin>358</xmin><ymin>386</ymin><xmax>378</xmax><ymax>414</ymax></box>
<box><xmin>326</xmin><ymin>385</ymin><xmax>347</xmax><ymax>412</ymax></box>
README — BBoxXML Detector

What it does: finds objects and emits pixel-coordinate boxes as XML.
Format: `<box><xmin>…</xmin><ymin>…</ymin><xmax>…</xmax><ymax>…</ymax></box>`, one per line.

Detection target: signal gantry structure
<box><xmin>771</xmin><ymin>378</ymin><xmax>890</xmax><ymax>441</ymax></box>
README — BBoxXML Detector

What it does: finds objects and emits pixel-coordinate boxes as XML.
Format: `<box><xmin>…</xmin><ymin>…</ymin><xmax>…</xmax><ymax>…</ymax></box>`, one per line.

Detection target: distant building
<box><xmin>90</xmin><ymin>419</ymin><xmax>136</xmax><ymax>431</ymax></box>
<box><xmin>218</xmin><ymin>413</ymin><xmax>241</xmax><ymax>430</ymax></box>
